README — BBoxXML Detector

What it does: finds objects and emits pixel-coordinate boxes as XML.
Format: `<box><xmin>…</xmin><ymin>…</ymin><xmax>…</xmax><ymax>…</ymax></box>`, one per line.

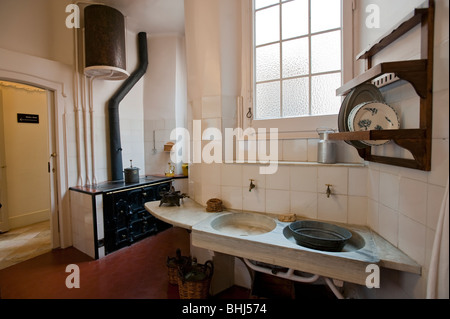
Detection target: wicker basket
<box><xmin>178</xmin><ymin>260</ymin><xmax>214</xmax><ymax>299</ymax></box>
<box><xmin>166</xmin><ymin>249</ymin><xmax>189</xmax><ymax>285</ymax></box>
<box><xmin>206</xmin><ymin>198</ymin><xmax>223</xmax><ymax>212</ymax></box>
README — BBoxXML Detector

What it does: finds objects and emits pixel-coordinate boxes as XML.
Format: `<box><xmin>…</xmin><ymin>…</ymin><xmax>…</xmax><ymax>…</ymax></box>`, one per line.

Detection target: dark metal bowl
<box><xmin>288</xmin><ymin>220</ymin><xmax>352</xmax><ymax>252</ymax></box>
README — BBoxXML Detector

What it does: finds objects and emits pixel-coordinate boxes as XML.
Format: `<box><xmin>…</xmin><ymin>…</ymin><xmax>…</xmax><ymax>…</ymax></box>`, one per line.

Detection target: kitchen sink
<box><xmin>210</xmin><ymin>213</ymin><xmax>276</xmax><ymax>236</ymax></box>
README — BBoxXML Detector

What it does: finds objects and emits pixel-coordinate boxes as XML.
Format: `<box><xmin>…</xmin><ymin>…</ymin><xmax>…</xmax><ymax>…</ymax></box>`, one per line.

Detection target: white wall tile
<box><xmin>290</xmin><ymin>166</ymin><xmax>317</xmax><ymax>192</ymax></box>
<box><xmin>317</xmin><ymin>194</ymin><xmax>348</xmax><ymax>223</ymax></box>
<box><xmin>379</xmin><ymin>172</ymin><xmax>400</xmax><ymax>210</ymax></box>
<box><xmin>265</xmin><ymin>190</ymin><xmax>290</xmax><ymax>214</ymax></box>
<box><xmin>243</xmin><ymin>188</ymin><xmax>266</xmax><ymax>213</ymax></box>
<box><xmin>428</xmin><ymin>138</ymin><xmax>449</xmax><ymax>187</ymax></box>
<box><xmin>367</xmin><ymin>199</ymin><xmax>379</xmax><ymax>232</ymax></box>
<box><xmin>426</xmin><ymin>184</ymin><xmax>446</xmax><ymax>230</ymax></box>
<box><xmin>378</xmin><ymin>204</ymin><xmax>399</xmax><ymax>246</ymax></box>
<box><xmin>367</xmin><ymin>168</ymin><xmax>380</xmax><ymax>201</ymax></box>
<box><xmin>399</xmin><ymin>166</ymin><xmax>428</xmax><ymax>183</ymax></box>
<box><xmin>348</xmin><ymin>196</ymin><xmax>367</xmax><ymax>226</ymax></box>
<box><xmin>348</xmin><ymin>167</ymin><xmax>368</xmax><ymax>197</ymax></box>
<box><xmin>398</xmin><ymin>215</ymin><xmax>426</xmax><ymax>265</ymax></box>
<box><xmin>265</xmin><ymin>165</ymin><xmax>290</xmax><ymax>190</ymax></box>
<box><xmin>290</xmin><ymin>191</ymin><xmax>317</xmax><ymax>219</ymax></box>
<box><xmin>399</xmin><ymin>177</ymin><xmax>427</xmax><ymax>224</ymax></box>
<box><xmin>201</xmin><ymin>163</ymin><xmax>221</xmax><ymax>185</ymax></box>
<box><xmin>221</xmin><ymin>186</ymin><xmax>243</xmax><ymax>210</ymax></box>
<box><xmin>221</xmin><ymin>164</ymin><xmax>243</xmax><ymax>187</ymax></box>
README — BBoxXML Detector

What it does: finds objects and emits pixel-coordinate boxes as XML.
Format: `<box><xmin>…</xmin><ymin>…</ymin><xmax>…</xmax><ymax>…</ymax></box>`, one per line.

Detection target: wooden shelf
<box><xmin>331</xmin><ymin>1</ymin><xmax>434</xmax><ymax>171</ymax></box>
<box><xmin>356</xmin><ymin>8</ymin><xmax>429</xmax><ymax>61</ymax></box>
<box><xmin>329</xmin><ymin>129</ymin><xmax>426</xmax><ymax>142</ymax></box>
<box><xmin>336</xmin><ymin>59</ymin><xmax>429</xmax><ymax>98</ymax></box>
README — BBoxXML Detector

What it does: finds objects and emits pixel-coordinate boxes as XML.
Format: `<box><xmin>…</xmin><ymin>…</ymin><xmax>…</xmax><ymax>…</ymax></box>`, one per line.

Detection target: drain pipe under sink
<box><xmin>242</xmin><ymin>258</ymin><xmax>344</xmax><ymax>299</ymax></box>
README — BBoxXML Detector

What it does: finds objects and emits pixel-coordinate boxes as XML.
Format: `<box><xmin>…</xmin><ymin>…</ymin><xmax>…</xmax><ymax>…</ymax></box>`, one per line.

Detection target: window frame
<box><xmin>242</xmin><ymin>0</ymin><xmax>354</xmax><ymax>139</ymax></box>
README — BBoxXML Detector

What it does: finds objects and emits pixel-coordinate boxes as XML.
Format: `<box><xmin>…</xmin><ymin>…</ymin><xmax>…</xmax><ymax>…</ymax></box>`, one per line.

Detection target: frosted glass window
<box><xmin>255</xmin><ymin>6</ymin><xmax>280</xmax><ymax>45</ymax></box>
<box><xmin>256</xmin><ymin>81</ymin><xmax>281</xmax><ymax>119</ymax></box>
<box><xmin>255</xmin><ymin>0</ymin><xmax>279</xmax><ymax>10</ymax></box>
<box><xmin>282</xmin><ymin>78</ymin><xmax>309</xmax><ymax>117</ymax></box>
<box><xmin>256</xmin><ymin>44</ymin><xmax>280</xmax><ymax>82</ymax></box>
<box><xmin>253</xmin><ymin>0</ymin><xmax>343</xmax><ymax>120</ymax></box>
<box><xmin>311</xmin><ymin>0</ymin><xmax>341</xmax><ymax>33</ymax></box>
<box><xmin>282</xmin><ymin>0</ymin><xmax>309</xmax><ymax>40</ymax></box>
<box><xmin>311</xmin><ymin>30</ymin><xmax>341</xmax><ymax>74</ymax></box>
<box><xmin>311</xmin><ymin>73</ymin><xmax>342</xmax><ymax>115</ymax></box>
<box><xmin>282</xmin><ymin>38</ymin><xmax>309</xmax><ymax>78</ymax></box>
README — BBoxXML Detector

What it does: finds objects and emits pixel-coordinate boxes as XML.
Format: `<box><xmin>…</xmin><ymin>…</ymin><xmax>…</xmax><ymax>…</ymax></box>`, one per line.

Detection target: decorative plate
<box><xmin>348</xmin><ymin>101</ymin><xmax>400</xmax><ymax>146</ymax></box>
<box><xmin>338</xmin><ymin>83</ymin><xmax>385</xmax><ymax>149</ymax></box>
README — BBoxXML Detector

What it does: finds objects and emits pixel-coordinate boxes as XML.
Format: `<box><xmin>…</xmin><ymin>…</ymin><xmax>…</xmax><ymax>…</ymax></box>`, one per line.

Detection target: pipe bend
<box><xmin>243</xmin><ymin>259</ymin><xmax>345</xmax><ymax>299</ymax></box>
<box><xmin>243</xmin><ymin>259</ymin><xmax>320</xmax><ymax>284</ymax></box>
<box><xmin>109</xmin><ymin>32</ymin><xmax>148</xmax><ymax>181</ymax></box>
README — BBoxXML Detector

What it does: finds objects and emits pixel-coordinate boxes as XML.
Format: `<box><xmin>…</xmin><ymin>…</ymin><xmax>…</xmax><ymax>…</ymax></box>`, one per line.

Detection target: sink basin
<box><xmin>211</xmin><ymin>213</ymin><xmax>276</xmax><ymax>236</ymax></box>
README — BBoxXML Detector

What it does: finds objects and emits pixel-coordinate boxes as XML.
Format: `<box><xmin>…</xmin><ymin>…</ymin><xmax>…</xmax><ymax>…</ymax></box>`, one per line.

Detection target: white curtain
<box><xmin>427</xmin><ymin>177</ymin><xmax>449</xmax><ymax>299</ymax></box>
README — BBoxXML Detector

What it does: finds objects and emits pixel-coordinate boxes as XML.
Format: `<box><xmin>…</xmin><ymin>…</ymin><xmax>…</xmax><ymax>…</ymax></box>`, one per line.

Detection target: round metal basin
<box><xmin>283</xmin><ymin>220</ymin><xmax>364</xmax><ymax>253</ymax></box>
<box><xmin>211</xmin><ymin>213</ymin><xmax>276</xmax><ymax>236</ymax></box>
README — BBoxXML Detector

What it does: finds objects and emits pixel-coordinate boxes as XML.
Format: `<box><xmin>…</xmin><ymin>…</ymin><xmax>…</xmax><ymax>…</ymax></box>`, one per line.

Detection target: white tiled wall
<box><xmin>184</xmin><ymin>0</ymin><xmax>448</xmax><ymax>299</ymax></box>
<box><xmin>70</xmin><ymin>190</ymin><xmax>96</xmax><ymax>259</ymax></box>
<box><xmin>190</xmin><ymin>163</ymin><xmax>369</xmax><ymax>226</ymax></box>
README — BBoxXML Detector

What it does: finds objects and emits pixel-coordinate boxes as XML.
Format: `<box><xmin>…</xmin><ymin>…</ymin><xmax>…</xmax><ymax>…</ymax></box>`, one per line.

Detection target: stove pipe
<box><xmin>109</xmin><ymin>32</ymin><xmax>148</xmax><ymax>181</ymax></box>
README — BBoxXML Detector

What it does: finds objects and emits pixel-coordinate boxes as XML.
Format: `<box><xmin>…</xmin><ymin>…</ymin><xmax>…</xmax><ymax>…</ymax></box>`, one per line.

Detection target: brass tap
<box><xmin>249</xmin><ymin>179</ymin><xmax>256</xmax><ymax>192</ymax></box>
<box><xmin>326</xmin><ymin>184</ymin><xmax>332</xmax><ymax>198</ymax></box>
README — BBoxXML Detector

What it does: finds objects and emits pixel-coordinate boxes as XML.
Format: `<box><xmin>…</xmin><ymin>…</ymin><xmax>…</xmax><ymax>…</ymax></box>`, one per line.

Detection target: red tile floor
<box><xmin>0</xmin><ymin>227</ymin><xmax>250</xmax><ymax>299</ymax></box>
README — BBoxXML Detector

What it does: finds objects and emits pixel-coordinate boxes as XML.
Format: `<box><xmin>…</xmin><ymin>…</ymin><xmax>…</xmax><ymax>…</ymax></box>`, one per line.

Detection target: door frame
<box><xmin>0</xmin><ymin>88</ymin><xmax>10</xmax><ymax>232</ymax></box>
<box><xmin>0</xmin><ymin>48</ymin><xmax>73</xmax><ymax>249</ymax></box>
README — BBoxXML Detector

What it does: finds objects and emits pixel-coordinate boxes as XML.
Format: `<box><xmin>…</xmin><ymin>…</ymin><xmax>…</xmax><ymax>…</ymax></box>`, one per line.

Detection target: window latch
<box><xmin>246</xmin><ymin>107</ymin><xmax>253</xmax><ymax>119</ymax></box>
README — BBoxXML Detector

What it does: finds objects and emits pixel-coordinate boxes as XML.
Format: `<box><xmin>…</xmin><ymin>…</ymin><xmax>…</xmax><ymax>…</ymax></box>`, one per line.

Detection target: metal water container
<box><xmin>84</xmin><ymin>5</ymin><xmax>129</xmax><ymax>80</ymax></box>
<box><xmin>317</xmin><ymin>128</ymin><xmax>337</xmax><ymax>164</ymax></box>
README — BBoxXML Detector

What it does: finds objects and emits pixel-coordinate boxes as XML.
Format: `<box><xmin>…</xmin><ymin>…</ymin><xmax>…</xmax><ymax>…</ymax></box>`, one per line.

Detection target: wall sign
<box><xmin>17</xmin><ymin>113</ymin><xmax>39</xmax><ymax>124</ymax></box>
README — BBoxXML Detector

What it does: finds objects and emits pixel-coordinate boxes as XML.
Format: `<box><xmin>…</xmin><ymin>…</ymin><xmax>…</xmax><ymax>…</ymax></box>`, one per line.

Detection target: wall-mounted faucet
<box><xmin>249</xmin><ymin>179</ymin><xmax>256</xmax><ymax>192</ymax></box>
<box><xmin>326</xmin><ymin>184</ymin><xmax>333</xmax><ymax>198</ymax></box>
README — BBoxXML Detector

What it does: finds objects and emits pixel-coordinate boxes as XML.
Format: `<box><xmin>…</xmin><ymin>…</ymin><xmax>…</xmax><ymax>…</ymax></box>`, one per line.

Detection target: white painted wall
<box><xmin>0</xmin><ymin>0</ymin><xmax>73</xmax><ymax>66</ymax></box>
<box><xmin>144</xmin><ymin>34</ymin><xmax>188</xmax><ymax>176</ymax></box>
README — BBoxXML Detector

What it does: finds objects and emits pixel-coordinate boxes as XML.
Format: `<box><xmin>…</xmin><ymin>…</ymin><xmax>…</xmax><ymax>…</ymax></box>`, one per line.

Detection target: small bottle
<box><xmin>165</xmin><ymin>162</ymin><xmax>175</xmax><ymax>177</ymax></box>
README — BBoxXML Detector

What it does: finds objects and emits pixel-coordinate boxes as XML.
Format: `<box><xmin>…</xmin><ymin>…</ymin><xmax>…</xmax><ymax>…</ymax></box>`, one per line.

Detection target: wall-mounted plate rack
<box><xmin>330</xmin><ymin>1</ymin><xmax>435</xmax><ymax>171</ymax></box>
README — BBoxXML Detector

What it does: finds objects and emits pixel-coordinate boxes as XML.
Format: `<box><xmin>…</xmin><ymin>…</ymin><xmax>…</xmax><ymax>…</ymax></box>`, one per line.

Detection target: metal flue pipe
<box><xmin>108</xmin><ymin>32</ymin><xmax>148</xmax><ymax>181</ymax></box>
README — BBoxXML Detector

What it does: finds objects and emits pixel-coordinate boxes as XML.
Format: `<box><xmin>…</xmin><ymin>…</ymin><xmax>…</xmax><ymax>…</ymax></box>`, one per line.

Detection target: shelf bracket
<box><xmin>395</xmin><ymin>70</ymin><xmax>429</xmax><ymax>99</ymax></box>
<box><xmin>393</xmin><ymin>139</ymin><xmax>430</xmax><ymax>171</ymax></box>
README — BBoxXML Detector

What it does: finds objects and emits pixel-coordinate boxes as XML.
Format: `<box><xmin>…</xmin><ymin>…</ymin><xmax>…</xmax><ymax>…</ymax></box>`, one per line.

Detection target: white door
<box><xmin>0</xmin><ymin>89</ymin><xmax>10</xmax><ymax>232</ymax></box>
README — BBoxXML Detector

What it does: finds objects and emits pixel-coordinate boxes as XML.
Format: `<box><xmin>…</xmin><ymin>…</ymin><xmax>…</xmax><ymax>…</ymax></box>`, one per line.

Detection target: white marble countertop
<box><xmin>145</xmin><ymin>199</ymin><xmax>421</xmax><ymax>286</ymax></box>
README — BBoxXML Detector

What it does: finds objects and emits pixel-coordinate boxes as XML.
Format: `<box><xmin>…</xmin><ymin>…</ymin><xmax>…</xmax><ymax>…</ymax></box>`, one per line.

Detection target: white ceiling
<box><xmin>100</xmin><ymin>0</ymin><xmax>185</xmax><ymax>35</ymax></box>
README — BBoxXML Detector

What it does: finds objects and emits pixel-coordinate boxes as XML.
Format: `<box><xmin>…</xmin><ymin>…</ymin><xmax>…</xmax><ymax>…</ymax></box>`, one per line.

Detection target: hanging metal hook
<box><xmin>246</xmin><ymin>107</ymin><xmax>253</xmax><ymax>119</ymax></box>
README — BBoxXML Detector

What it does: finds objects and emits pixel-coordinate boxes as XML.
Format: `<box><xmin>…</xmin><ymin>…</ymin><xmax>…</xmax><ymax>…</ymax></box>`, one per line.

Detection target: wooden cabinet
<box><xmin>329</xmin><ymin>1</ymin><xmax>435</xmax><ymax>171</ymax></box>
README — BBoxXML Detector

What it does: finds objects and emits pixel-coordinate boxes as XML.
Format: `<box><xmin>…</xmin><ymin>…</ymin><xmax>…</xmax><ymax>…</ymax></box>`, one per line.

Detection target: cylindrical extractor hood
<box><xmin>84</xmin><ymin>5</ymin><xmax>129</xmax><ymax>80</ymax></box>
